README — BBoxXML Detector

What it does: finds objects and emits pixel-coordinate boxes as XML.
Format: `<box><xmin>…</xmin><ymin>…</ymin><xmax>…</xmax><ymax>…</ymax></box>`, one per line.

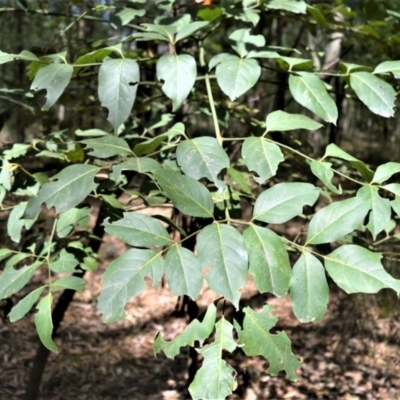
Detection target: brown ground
<box><xmin>2</xmin><ymin>232</ymin><xmax>400</xmax><ymax>400</ymax></box>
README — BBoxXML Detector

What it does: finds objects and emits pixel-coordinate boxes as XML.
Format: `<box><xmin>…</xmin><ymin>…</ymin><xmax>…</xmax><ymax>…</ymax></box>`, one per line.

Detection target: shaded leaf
<box><xmin>289</xmin><ymin>72</ymin><xmax>338</xmax><ymax>123</ymax></box>
<box><xmin>113</xmin><ymin>158</ymin><xmax>161</xmax><ymax>181</ymax></box>
<box><xmin>306</xmin><ymin>197</ymin><xmax>369</xmax><ymax>245</ymax></box>
<box><xmin>103</xmin><ymin>212</ymin><xmax>172</xmax><ymax>247</ymax></box>
<box><xmin>267</xmin><ymin>0</ymin><xmax>307</xmax><ymax>14</ymax></box>
<box><xmin>98</xmin><ymin>59</ymin><xmax>140</xmax><ymax>131</ymax></box>
<box><xmin>175</xmin><ymin>21</ymin><xmax>209</xmax><ymax>42</ymax></box>
<box><xmin>153</xmin><ymin>169</ymin><xmax>214</xmax><ymax>218</ymax></box>
<box><xmin>266</xmin><ymin>110</ymin><xmax>323</xmax><ymax>132</ymax></box>
<box><xmin>229</xmin><ymin>28</ymin><xmax>265</xmax><ymax>58</ymax></box>
<box><xmin>154</xmin><ymin>303</ymin><xmax>216</xmax><ymax>359</ymax></box>
<box><xmin>164</xmin><ymin>246</ymin><xmax>202</xmax><ymax>299</ymax></box>
<box><xmin>81</xmin><ymin>135</ymin><xmax>132</xmax><ymax>158</ymax></box>
<box><xmin>49</xmin><ymin>249</ymin><xmax>79</xmax><ymax>273</ymax></box>
<box><xmin>310</xmin><ymin>160</ymin><xmax>341</xmax><ymax>194</ymax></box>
<box><xmin>50</xmin><ymin>276</ymin><xmax>86</xmax><ymax>292</ymax></box>
<box><xmin>290</xmin><ymin>252</ymin><xmax>328</xmax><ymax>323</ymax></box>
<box><xmin>133</xmin><ymin>135</ymin><xmax>167</xmax><ymax>156</ymax></box>
<box><xmin>34</xmin><ymin>293</ymin><xmax>57</xmax><ymax>352</ymax></box>
<box><xmin>243</xmin><ymin>225</ymin><xmax>290</xmax><ymax>297</ymax></box>
<box><xmin>25</xmin><ymin>164</ymin><xmax>99</xmax><ymax>219</ymax></box>
<box><xmin>157</xmin><ymin>54</ymin><xmax>196</xmax><ymax>110</ymax></box>
<box><xmin>350</xmin><ymin>72</ymin><xmax>395</xmax><ymax>118</ymax></box>
<box><xmin>9</xmin><ymin>286</ymin><xmax>45</xmax><ymax>322</ymax></box>
<box><xmin>325</xmin><ymin>245</ymin><xmax>400</xmax><ymax>294</ymax></box>
<box><xmin>372</xmin><ymin>162</ymin><xmax>400</xmax><ymax>184</ymax></box>
<box><xmin>176</xmin><ymin>136</ymin><xmax>229</xmax><ymax>190</ymax></box>
<box><xmin>31</xmin><ymin>63</ymin><xmax>73</xmax><ymax>111</ymax></box>
<box><xmin>7</xmin><ymin>202</ymin><xmax>38</xmax><ymax>243</ymax></box>
<box><xmin>197</xmin><ymin>224</ymin><xmax>248</xmax><ymax>307</ymax></box>
<box><xmin>253</xmin><ymin>183</ymin><xmax>319</xmax><ymax>224</ymax></box>
<box><xmin>189</xmin><ymin>318</ymin><xmax>237</xmax><ymax>400</ymax></box>
<box><xmin>98</xmin><ymin>249</ymin><xmax>164</xmax><ymax>322</ymax></box>
<box><xmin>235</xmin><ymin>305</ymin><xmax>301</xmax><ymax>380</ymax></box>
<box><xmin>57</xmin><ymin>206</ymin><xmax>91</xmax><ymax>238</ymax></box>
<box><xmin>242</xmin><ymin>137</ymin><xmax>284</xmax><ymax>184</ymax></box>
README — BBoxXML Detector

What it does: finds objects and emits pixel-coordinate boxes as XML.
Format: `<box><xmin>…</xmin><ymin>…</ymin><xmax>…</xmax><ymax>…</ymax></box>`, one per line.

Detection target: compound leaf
<box><xmin>34</xmin><ymin>293</ymin><xmax>57</xmax><ymax>352</ymax></box>
<box><xmin>81</xmin><ymin>135</ymin><xmax>132</xmax><ymax>158</ymax></box>
<box><xmin>372</xmin><ymin>162</ymin><xmax>400</xmax><ymax>184</ymax></box>
<box><xmin>310</xmin><ymin>160</ymin><xmax>341</xmax><ymax>194</ymax></box>
<box><xmin>9</xmin><ymin>286</ymin><xmax>45</xmax><ymax>322</ymax></box>
<box><xmin>266</xmin><ymin>110</ymin><xmax>323</xmax><ymax>132</ymax></box>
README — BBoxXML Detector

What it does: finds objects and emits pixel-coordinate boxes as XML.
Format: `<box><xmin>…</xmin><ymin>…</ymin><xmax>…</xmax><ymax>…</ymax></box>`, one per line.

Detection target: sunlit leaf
<box><xmin>34</xmin><ymin>293</ymin><xmax>57</xmax><ymax>352</ymax></box>
<box><xmin>306</xmin><ymin>197</ymin><xmax>369</xmax><ymax>245</ymax></box>
<box><xmin>289</xmin><ymin>72</ymin><xmax>338</xmax><ymax>124</ymax></box>
<box><xmin>98</xmin><ymin>58</ymin><xmax>140</xmax><ymax>131</ymax></box>
<box><xmin>164</xmin><ymin>245</ymin><xmax>203</xmax><ymax>300</ymax></box>
<box><xmin>31</xmin><ymin>63</ymin><xmax>73</xmax><ymax>111</ymax></box>
<box><xmin>267</xmin><ymin>0</ymin><xmax>307</xmax><ymax>14</ymax></box>
<box><xmin>189</xmin><ymin>318</ymin><xmax>237</xmax><ymax>400</ymax></box>
<box><xmin>253</xmin><ymin>183</ymin><xmax>319</xmax><ymax>223</ymax></box>
<box><xmin>25</xmin><ymin>164</ymin><xmax>99</xmax><ymax>218</ymax></box>
<box><xmin>197</xmin><ymin>224</ymin><xmax>248</xmax><ymax>307</ymax></box>
<box><xmin>157</xmin><ymin>54</ymin><xmax>196</xmax><ymax>110</ymax></box>
<box><xmin>176</xmin><ymin>136</ymin><xmax>229</xmax><ymax>190</ymax></box>
<box><xmin>235</xmin><ymin>305</ymin><xmax>301</xmax><ymax>380</ymax></box>
<box><xmin>372</xmin><ymin>162</ymin><xmax>400</xmax><ymax>184</ymax></box>
<box><xmin>244</xmin><ymin>225</ymin><xmax>290</xmax><ymax>297</ymax></box>
<box><xmin>290</xmin><ymin>251</ymin><xmax>328</xmax><ymax>323</ymax></box>
<box><xmin>374</xmin><ymin>60</ymin><xmax>400</xmax><ymax>79</ymax></box>
<box><xmin>324</xmin><ymin>245</ymin><xmax>400</xmax><ymax>294</ymax></box>
<box><xmin>98</xmin><ymin>249</ymin><xmax>164</xmax><ymax>322</ymax></box>
<box><xmin>242</xmin><ymin>137</ymin><xmax>284</xmax><ymax>184</ymax></box>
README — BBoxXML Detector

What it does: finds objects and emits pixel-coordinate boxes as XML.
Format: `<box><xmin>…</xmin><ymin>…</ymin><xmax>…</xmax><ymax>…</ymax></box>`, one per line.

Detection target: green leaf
<box><xmin>133</xmin><ymin>135</ymin><xmax>167</xmax><ymax>156</ymax></box>
<box><xmin>0</xmin><ymin>249</ymin><xmax>13</xmax><ymax>262</ymax></box>
<box><xmin>50</xmin><ymin>276</ymin><xmax>86</xmax><ymax>292</ymax></box>
<box><xmin>374</xmin><ymin>60</ymin><xmax>400</xmax><ymax>79</ymax></box>
<box><xmin>81</xmin><ymin>135</ymin><xmax>132</xmax><ymax>158</ymax></box>
<box><xmin>189</xmin><ymin>318</ymin><xmax>237</xmax><ymax>400</ymax></box>
<box><xmin>391</xmin><ymin>196</ymin><xmax>400</xmax><ymax>217</ymax></box>
<box><xmin>306</xmin><ymin>197</ymin><xmax>369</xmax><ymax>245</ymax></box>
<box><xmin>243</xmin><ymin>225</ymin><xmax>290</xmax><ymax>297</ymax></box>
<box><xmin>349</xmin><ymin>72</ymin><xmax>395</xmax><ymax>118</ymax></box>
<box><xmin>277</xmin><ymin>56</ymin><xmax>313</xmax><ymax>71</ymax></box>
<box><xmin>323</xmin><ymin>143</ymin><xmax>374</xmax><ymax>182</ymax></box>
<box><xmin>156</xmin><ymin>54</ymin><xmax>196</xmax><ymax>110</ymax></box>
<box><xmin>25</xmin><ymin>164</ymin><xmax>99</xmax><ymax>219</ymax></box>
<box><xmin>49</xmin><ymin>249</ymin><xmax>79</xmax><ymax>273</ymax></box>
<box><xmin>289</xmin><ymin>72</ymin><xmax>338</xmax><ymax>124</ymax></box>
<box><xmin>98</xmin><ymin>249</ymin><xmax>164</xmax><ymax>322</ymax></box>
<box><xmin>153</xmin><ymin>169</ymin><xmax>214</xmax><ymax>218</ymax></box>
<box><xmin>214</xmin><ymin>55</ymin><xmax>261</xmax><ymax>101</ymax></box>
<box><xmin>235</xmin><ymin>305</ymin><xmax>301</xmax><ymax>380</ymax></box>
<box><xmin>197</xmin><ymin>224</ymin><xmax>248</xmax><ymax>307</ymax></box>
<box><xmin>0</xmin><ymin>50</ymin><xmax>15</xmax><ymax>64</ymax></box>
<box><xmin>324</xmin><ymin>245</ymin><xmax>400</xmax><ymax>295</ymax></box>
<box><xmin>266</xmin><ymin>110</ymin><xmax>323</xmax><ymax>132</ymax></box>
<box><xmin>7</xmin><ymin>202</ymin><xmax>38</xmax><ymax>243</ymax></box>
<box><xmin>253</xmin><ymin>183</ymin><xmax>319</xmax><ymax>224</ymax></box>
<box><xmin>34</xmin><ymin>293</ymin><xmax>58</xmax><ymax>352</ymax></box>
<box><xmin>57</xmin><ymin>206</ymin><xmax>91</xmax><ymax>238</ymax></box>
<box><xmin>310</xmin><ymin>160</ymin><xmax>341</xmax><ymax>194</ymax></box>
<box><xmin>154</xmin><ymin>303</ymin><xmax>216</xmax><ymax>359</ymax></box>
<box><xmin>164</xmin><ymin>245</ymin><xmax>203</xmax><ymax>300</ymax></box>
<box><xmin>176</xmin><ymin>136</ymin><xmax>229</xmax><ymax>190</ymax></box>
<box><xmin>357</xmin><ymin>186</ymin><xmax>391</xmax><ymax>240</ymax></box>
<box><xmin>372</xmin><ymin>162</ymin><xmax>400</xmax><ymax>184</ymax></box>
<box><xmin>98</xmin><ymin>59</ymin><xmax>140</xmax><ymax>131</ymax></box>
<box><xmin>267</xmin><ymin>0</ymin><xmax>307</xmax><ymax>14</ymax></box>
<box><xmin>9</xmin><ymin>286</ymin><xmax>45</xmax><ymax>322</ymax></box>
<box><xmin>112</xmin><ymin>7</ymin><xmax>146</xmax><ymax>25</ymax></box>
<box><xmin>30</xmin><ymin>63</ymin><xmax>73</xmax><ymax>111</ymax></box>
<box><xmin>242</xmin><ymin>137</ymin><xmax>284</xmax><ymax>184</ymax></box>
<box><xmin>229</xmin><ymin>28</ymin><xmax>265</xmax><ymax>58</ymax></box>
<box><xmin>384</xmin><ymin>183</ymin><xmax>400</xmax><ymax>196</ymax></box>
<box><xmin>3</xmin><ymin>143</ymin><xmax>31</xmax><ymax>160</ymax></box>
<box><xmin>75</xmin><ymin>128</ymin><xmax>108</xmax><ymax>137</ymax></box>
<box><xmin>103</xmin><ymin>212</ymin><xmax>172</xmax><ymax>247</ymax></box>
<box><xmin>228</xmin><ymin>167</ymin><xmax>252</xmax><ymax>195</ymax></box>
<box><xmin>113</xmin><ymin>158</ymin><xmax>160</xmax><ymax>181</ymax></box>
<box><xmin>175</xmin><ymin>21</ymin><xmax>209</xmax><ymax>42</ymax></box>
<box><xmin>290</xmin><ymin>251</ymin><xmax>328</xmax><ymax>323</ymax></box>
<box><xmin>0</xmin><ymin>262</ymin><xmax>42</xmax><ymax>300</ymax></box>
